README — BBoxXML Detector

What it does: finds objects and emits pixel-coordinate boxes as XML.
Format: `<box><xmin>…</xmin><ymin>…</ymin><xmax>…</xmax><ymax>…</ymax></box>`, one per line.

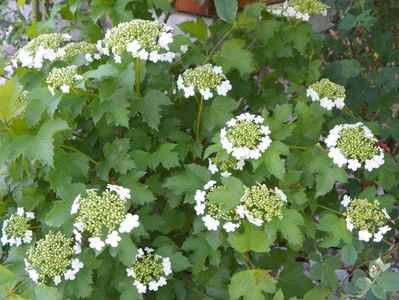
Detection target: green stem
<box><xmin>195</xmin><ymin>95</ymin><xmax>204</xmax><ymax>141</ymax></box>
<box><xmin>60</xmin><ymin>144</ymin><xmax>98</xmax><ymax>165</ymax></box>
<box><xmin>288</xmin><ymin>145</ymin><xmax>308</xmax><ymax>150</ymax></box>
<box><xmin>318</xmin><ymin>204</ymin><xmax>344</xmax><ymax>216</ymax></box>
<box><xmin>204</xmin><ymin>26</ymin><xmax>234</xmax><ymax>63</ymax></box>
<box><xmin>135</xmin><ymin>58</ymin><xmax>141</xmax><ymax>96</ymax></box>
<box><xmin>31</xmin><ymin>0</ymin><xmax>40</xmax><ymax>22</ymax></box>
<box><xmin>40</xmin><ymin>0</ymin><xmax>49</xmax><ymax>20</ymax></box>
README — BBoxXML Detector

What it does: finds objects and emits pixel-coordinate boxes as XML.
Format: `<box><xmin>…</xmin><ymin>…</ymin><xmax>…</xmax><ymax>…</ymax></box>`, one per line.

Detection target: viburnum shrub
<box><xmin>0</xmin><ymin>0</ymin><xmax>398</xmax><ymax>299</ymax></box>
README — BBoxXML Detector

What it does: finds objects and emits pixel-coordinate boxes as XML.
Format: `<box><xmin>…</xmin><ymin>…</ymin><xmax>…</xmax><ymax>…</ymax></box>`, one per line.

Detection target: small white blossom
<box><xmin>28</xmin><ymin>269</ymin><xmax>39</xmax><ymax>283</ymax></box>
<box><xmin>341</xmin><ymin>195</ymin><xmax>351</xmax><ymax>208</ymax></box>
<box><xmin>105</xmin><ymin>231</ymin><xmax>121</xmax><ymax>247</ymax></box>
<box><xmin>16</xmin><ymin>207</ymin><xmax>24</xmax><ymax>216</ymax></box>
<box><xmin>71</xmin><ymin>194</ymin><xmax>81</xmax><ymax>215</ymax></box>
<box><xmin>54</xmin><ymin>275</ymin><xmax>61</xmax><ymax>285</ymax></box>
<box><xmin>202</xmin><ymin>214</ymin><xmax>220</xmax><ymax>231</ymax></box>
<box><xmin>106</xmin><ymin>184</ymin><xmax>131</xmax><ymax>200</ymax></box>
<box><xmin>204</xmin><ymin>180</ymin><xmax>217</xmax><ymax>190</ymax></box>
<box><xmin>208</xmin><ymin>159</ymin><xmax>218</xmax><ymax>174</ymax></box>
<box><xmin>358</xmin><ymin>230</ymin><xmax>372</xmax><ymax>242</ymax></box>
<box><xmin>119</xmin><ymin>213</ymin><xmax>140</xmax><ymax>233</ymax></box>
<box><xmin>223</xmin><ymin>222</ymin><xmax>240</xmax><ymax>232</ymax></box>
<box><xmin>64</xmin><ymin>269</ymin><xmax>76</xmax><ymax>280</ymax></box>
<box><xmin>25</xmin><ymin>212</ymin><xmax>35</xmax><ymax>220</ymax></box>
<box><xmin>89</xmin><ymin>237</ymin><xmax>105</xmax><ymax>251</ymax></box>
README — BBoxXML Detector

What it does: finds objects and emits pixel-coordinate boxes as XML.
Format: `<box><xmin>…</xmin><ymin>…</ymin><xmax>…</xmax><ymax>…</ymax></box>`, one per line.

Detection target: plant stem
<box><xmin>31</xmin><ymin>0</ymin><xmax>40</xmax><ymax>22</ymax></box>
<box><xmin>204</xmin><ymin>26</ymin><xmax>234</xmax><ymax>63</ymax></box>
<box><xmin>288</xmin><ymin>145</ymin><xmax>308</xmax><ymax>150</ymax></box>
<box><xmin>195</xmin><ymin>95</ymin><xmax>204</xmax><ymax>141</ymax></box>
<box><xmin>60</xmin><ymin>144</ymin><xmax>98</xmax><ymax>165</ymax></box>
<box><xmin>318</xmin><ymin>204</ymin><xmax>344</xmax><ymax>216</ymax></box>
<box><xmin>135</xmin><ymin>58</ymin><xmax>141</xmax><ymax>96</ymax></box>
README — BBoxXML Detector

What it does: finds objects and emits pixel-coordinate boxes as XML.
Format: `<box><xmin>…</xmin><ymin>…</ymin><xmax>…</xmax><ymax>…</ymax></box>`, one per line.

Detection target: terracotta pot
<box><xmin>174</xmin><ymin>0</ymin><xmax>216</xmax><ymax>17</ymax></box>
<box><xmin>174</xmin><ymin>0</ymin><xmax>285</xmax><ymax>16</ymax></box>
<box><xmin>239</xmin><ymin>0</ymin><xmax>285</xmax><ymax>5</ymax></box>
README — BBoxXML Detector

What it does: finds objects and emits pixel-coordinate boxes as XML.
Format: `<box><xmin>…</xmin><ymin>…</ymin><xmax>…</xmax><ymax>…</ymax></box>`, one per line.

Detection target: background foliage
<box><xmin>0</xmin><ymin>0</ymin><xmax>398</xmax><ymax>299</ymax></box>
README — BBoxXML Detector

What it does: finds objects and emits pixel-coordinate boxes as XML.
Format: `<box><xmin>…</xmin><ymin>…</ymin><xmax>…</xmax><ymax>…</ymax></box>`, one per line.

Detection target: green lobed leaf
<box><xmin>214</xmin><ymin>0</ymin><xmax>238</xmax><ymax>23</ymax></box>
<box><xmin>227</xmin><ymin>222</ymin><xmax>272</xmax><ymax>253</ymax></box>
<box><xmin>179</xmin><ymin>18</ymin><xmax>208</xmax><ymax>44</ymax></box>
<box><xmin>229</xmin><ymin>269</ymin><xmax>276</xmax><ymax>300</ymax></box>
<box><xmin>215</xmin><ymin>39</ymin><xmax>256</xmax><ymax>75</ymax></box>
<box><xmin>318</xmin><ymin>213</ymin><xmax>352</xmax><ymax>248</ymax></box>
<box><xmin>0</xmin><ymin>265</ymin><xmax>16</xmax><ymax>285</ymax></box>
<box><xmin>376</xmin><ymin>272</ymin><xmax>399</xmax><ymax>292</ymax></box>
<box><xmin>131</xmin><ymin>89</ymin><xmax>171</xmax><ymax>130</ymax></box>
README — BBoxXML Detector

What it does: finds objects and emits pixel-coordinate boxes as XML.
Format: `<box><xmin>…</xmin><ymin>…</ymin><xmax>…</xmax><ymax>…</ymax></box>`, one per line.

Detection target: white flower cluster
<box><xmin>220</xmin><ymin>113</ymin><xmax>271</xmax><ymax>163</ymax></box>
<box><xmin>58</xmin><ymin>41</ymin><xmax>101</xmax><ymax>64</ymax></box>
<box><xmin>306</xmin><ymin>79</ymin><xmax>346</xmax><ymax>110</ymax></box>
<box><xmin>126</xmin><ymin>248</ymin><xmax>172</xmax><ymax>294</ymax></box>
<box><xmin>71</xmin><ymin>184</ymin><xmax>139</xmax><ymax>252</ymax></box>
<box><xmin>208</xmin><ymin>156</ymin><xmax>245</xmax><ymax>178</ymax></box>
<box><xmin>25</xmin><ymin>231</ymin><xmax>83</xmax><ymax>285</ymax></box>
<box><xmin>342</xmin><ymin>195</ymin><xmax>391</xmax><ymax>242</ymax></box>
<box><xmin>325</xmin><ymin>122</ymin><xmax>384</xmax><ymax>171</ymax></box>
<box><xmin>1</xmin><ymin>207</ymin><xmax>34</xmax><ymax>247</ymax></box>
<box><xmin>269</xmin><ymin>0</ymin><xmax>327</xmax><ymax>22</ymax></box>
<box><xmin>46</xmin><ymin>65</ymin><xmax>83</xmax><ymax>95</ymax></box>
<box><xmin>194</xmin><ymin>180</ymin><xmax>242</xmax><ymax>232</ymax></box>
<box><xmin>12</xmin><ymin>33</ymin><xmax>71</xmax><ymax>69</ymax></box>
<box><xmin>177</xmin><ymin>64</ymin><xmax>232</xmax><ymax>100</ymax></box>
<box><xmin>236</xmin><ymin>185</ymin><xmax>287</xmax><ymax>226</ymax></box>
<box><xmin>194</xmin><ymin>182</ymin><xmax>288</xmax><ymax>231</ymax></box>
<box><xmin>98</xmin><ymin>19</ymin><xmax>176</xmax><ymax>63</ymax></box>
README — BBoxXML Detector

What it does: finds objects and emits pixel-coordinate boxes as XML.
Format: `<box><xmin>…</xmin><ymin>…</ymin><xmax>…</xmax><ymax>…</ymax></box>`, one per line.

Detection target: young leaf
<box><xmin>20</xmin><ymin>119</ymin><xmax>69</xmax><ymax>166</ymax></box>
<box><xmin>227</xmin><ymin>222</ymin><xmax>272</xmax><ymax>253</ymax></box>
<box><xmin>229</xmin><ymin>269</ymin><xmax>276</xmax><ymax>300</ymax></box>
<box><xmin>202</xmin><ymin>96</ymin><xmax>239</xmax><ymax>132</ymax></box>
<box><xmin>0</xmin><ymin>265</ymin><xmax>16</xmax><ymax>285</ymax></box>
<box><xmin>131</xmin><ymin>89</ymin><xmax>171</xmax><ymax>130</ymax></box>
<box><xmin>215</xmin><ymin>0</ymin><xmax>238</xmax><ymax>23</ymax></box>
<box><xmin>179</xmin><ymin>18</ymin><xmax>208</xmax><ymax>44</ymax></box>
<box><xmin>265</xmin><ymin>208</ymin><xmax>304</xmax><ymax>249</ymax></box>
<box><xmin>215</xmin><ymin>39</ymin><xmax>256</xmax><ymax>75</ymax></box>
<box><xmin>164</xmin><ymin>164</ymin><xmax>211</xmax><ymax>203</ymax></box>
<box><xmin>318</xmin><ymin>213</ymin><xmax>352</xmax><ymax>248</ymax></box>
<box><xmin>376</xmin><ymin>272</ymin><xmax>399</xmax><ymax>292</ymax></box>
<box><xmin>0</xmin><ymin>79</ymin><xmax>23</xmax><ymax>124</ymax></box>
<box><xmin>261</xmin><ymin>141</ymin><xmax>289</xmax><ymax>180</ymax></box>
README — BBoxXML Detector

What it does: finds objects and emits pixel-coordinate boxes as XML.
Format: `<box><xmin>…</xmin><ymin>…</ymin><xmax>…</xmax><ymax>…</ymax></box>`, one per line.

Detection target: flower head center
<box><xmin>227</xmin><ymin>121</ymin><xmax>263</xmax><ymax>150</ymax></box>
<box><xmin>336</xmin><ymin>127</ymin><xmax>379</xmax><ymax>162</ymax></box>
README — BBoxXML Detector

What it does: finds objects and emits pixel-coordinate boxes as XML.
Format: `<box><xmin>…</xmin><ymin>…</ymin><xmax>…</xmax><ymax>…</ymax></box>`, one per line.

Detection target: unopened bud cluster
<box><xmin>220</xmin><ymin>113</ymin><xmax>271</xmax><ymax>162</ymax></box>
<box><xmin>71</xmin><ymin>185</ymin><xmax>139</xmax><ymax>252</ymax></box>
<box><xmin>208</xmin><ymin>154</ymin><xmax>245</xmax><ymax>178</ymax></box>
<box><xmin>307</xmin><ymin>78</ymin><xmax>346</xmax><ymax>110</ymax></box>
<box><xmin>9</xmin><ymin>90</ymin><xmax>28</xmax><ymax>123</ymax></box>
<box><xmin>237</xmin><ymin>184</ymin><xmax>287</xmax><ymax>226</ymax></box>
<box><xmin>325</xmin><ymin>122</ymin><xmax>384</xmax><ymax>171</ymax></box>
<box><xmin>177</xmin><ymin>64</ymin><xmax>232</xmax><ymax>100</ymax></box>
<box><xmin>269</xmin><ymin>0</ymin><xmax>327</xmax><ymax>21</ymax></box>
<box><xmin>13</xmin><ymin>33</ymin><xmax>71</xmax><ymax>69</ymax></box>
<box><xmin>194</xmin><ymin>180</ymin><xmax>242</xmax><ymax>232</ymax></box>
<box><xmin>1</xmin><ymin>207</ymin><xmax>34</xmax><ymax>247</ymax></box>
<box><xmin>46</xmin><ymin>65</ymin><xmax>83</xmax><ymax>95</ymax></box>
<box><xmin>341</xmin><ymin>195</ymin><xmax>391</xmax><ymax>242</ymax></box>
<box><xmin>98</xmin><ymin>20</ymin><xmax>176</xmax><ymax>63</ymax></box>
<box><xmin>126</xmin><ymin>248</ymin><xmax>172</xmax><ymax>294</ymax></box>
<box><xmin>25</xmin><ymin>231</ymin><xmax>83</xmax><ymax>285</ymax></box>
<box><xmin>58</xmin><ymin>41</ymin><xmax>101</xmax><ymax>63</ymax></box>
